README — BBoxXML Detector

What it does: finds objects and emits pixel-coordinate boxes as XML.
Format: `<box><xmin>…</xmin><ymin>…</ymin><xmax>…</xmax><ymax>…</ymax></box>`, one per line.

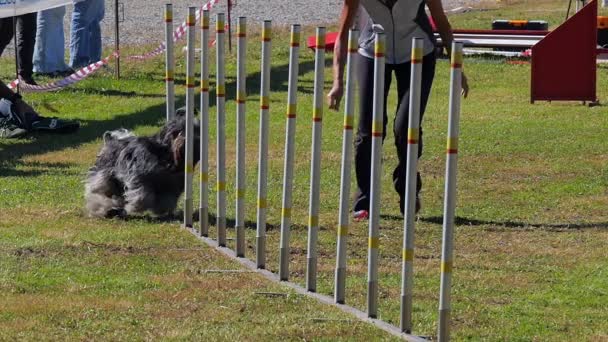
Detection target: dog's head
<box><xmin>155</xmin><ymin>116</ymin><xmax>201</xmax><ymax>168</ymax></box>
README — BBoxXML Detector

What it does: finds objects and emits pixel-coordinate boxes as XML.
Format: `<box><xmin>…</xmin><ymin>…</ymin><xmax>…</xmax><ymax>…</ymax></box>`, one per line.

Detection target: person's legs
<box><xmin>70</xmin><ymin>1</ymin><xmax>93</xmax><ymax>68</ymax></box>
<box><xmin>0</xmin><ymin>17</ymin><xmax>15</xmax><ymax>57</ymax></box>
<box><xmin>353</xmin><ymin>54</ymin><xmax>393</xmax><ymax>213</ymax></box>
<box><xmin>88</xmin><ymin>0</ymin><xmax>105</xmax><ymax>63</ymax></box>
<box><xmin>16</xmin><ymin>13</ymin><xmax>38</xmax><ymax>82</ymax></box>
<box><xmin>392</xmin><ymin>52</ymin><xmax>436</xmax><ymax>213</ymax></box>
<box><xmin>34</xmin><ymin>6</ymin><xmax>68</xmax><ymax>74</ymax></box>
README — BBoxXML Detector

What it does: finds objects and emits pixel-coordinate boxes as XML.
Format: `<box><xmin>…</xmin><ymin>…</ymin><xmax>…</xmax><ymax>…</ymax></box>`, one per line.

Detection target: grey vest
<box><xmin>358</xmin><ymin>0</ymin><xmax>436</xmax><ymax>64</ymax></box>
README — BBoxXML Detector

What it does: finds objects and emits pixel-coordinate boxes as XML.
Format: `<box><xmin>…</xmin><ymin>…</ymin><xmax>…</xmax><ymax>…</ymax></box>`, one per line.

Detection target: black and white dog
<box><xmin>85</xmin><ymin>116</ymin><xmax>200</xmax><ymax>218</ymax></box>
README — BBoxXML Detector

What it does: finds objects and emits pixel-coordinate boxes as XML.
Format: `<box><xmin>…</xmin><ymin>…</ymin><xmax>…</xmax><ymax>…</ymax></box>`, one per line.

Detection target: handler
<box><xmin>327</xmin><ymin>0</ymin><xmax>469</xmax><ymax>220</ymax></box>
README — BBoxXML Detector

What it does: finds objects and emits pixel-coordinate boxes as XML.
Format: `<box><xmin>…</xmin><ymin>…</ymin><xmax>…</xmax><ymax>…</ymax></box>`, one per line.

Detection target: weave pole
<box><xmin>334</xmin><ymin>28</ymin><xmax>358</xmax><ymax>304</ymax></box>
<box><xmin>306</xmin><ymin>27</ymin><xmax>326</xmax><ymax>293</ymax></box>
<box><xmin>199</xmin><ymin>9</ymin><xmax>210</xmax><ymax>237</ymax></box>
<box><xmin>235</xmin><ymin>17</ymin><xmax>247</xmax><ymax>258</ymax></box>
<box><xmin>256</xmin><ymin>20</ymin><xmax>272</xmax><ymax>269</ymax></box>
<box><xmin>438</xmin><ymin>41</ymin><xmax>464</xmax><ymax>342</ymax></box>
<box><xmin>183</xmin><ymin>7</ymin><xmax>196</xmax><ymax>229</ymax></box>
<box><xmin>278</xmin><ymin>24</ymin><xmax>301</xmax><ymax>281</ymax></box>
<box><xmin>216</xmin><ymin>13</ymin><xmax>227</xmax><ymax>247</ymax></box>
<box><xmin>164</xmin><ymin>4</ymin><xmax>175</xmax><ymax>121</ymax></box>
<box><xmin>367</xmin><ymin>31</ymin><xmax>385</xmax><ymax>319</ymax></box>
<box><xmin>400</xmin><ymin>37</ymin><xmax>424</xmax><ymax>333</ymax></box>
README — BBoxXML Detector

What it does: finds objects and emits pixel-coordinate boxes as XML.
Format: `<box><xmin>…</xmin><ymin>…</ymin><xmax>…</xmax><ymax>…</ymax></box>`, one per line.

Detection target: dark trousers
<box><xmin>0</xmin><ymin>14</ymin><xmax>38</xmax><ymax>79</ymax></box>
<box><xmin>353</xmin><ymin>52</ymin><xmax>436</xmax><ymax>212</ymax></box>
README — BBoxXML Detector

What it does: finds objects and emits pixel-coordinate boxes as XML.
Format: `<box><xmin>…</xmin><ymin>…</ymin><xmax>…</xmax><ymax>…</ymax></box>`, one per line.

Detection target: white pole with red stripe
<box><xmin>256</xmin><ymin>20</ymin><xmax>272</xmax><ymax>269</ymax></box>
<box><xmin>400</xmin><ymin>37</ymin><xmax>424</xmax><ymax>334</ymax></box>
<box><xmin>334</xmin><ymin>28</ymin><xmax>358</xmax><ymax>304</ymax></box>
<box><xmin>164</xmin><ymin>4</ymin><xmax>175</xmax><ymax>121</ymax></box>
<box><xmin>199</xmin><ymin>9</ymin><xmax>210</xmax><ymax>237</ymax></box>
<box><xmin>279</xmin><ymin>24</ymin><xmax>301</xmax><ymax>281</ymax></box>
<box><xmin>438</xmin><ymin>41</ymin><xmax>464</xmax><ymax>342</ymax></box>
<box><xmin>367</xmin><ymin>30</ymin><xmax>385</xmax><ymax>319</ymax></box>
<box><xmin>216</xmin><ymin>13</ymin><xmax>227</xmax><ymax>247</ymax></box>
<box><xmin>306</xmin><ymin>27</ymin><xmax>325</xmax><ymax>293</ymax></box>
<box><xmin>235</xmin><ymin>17</ymin><xmax>247</xmax><ymax>258</ymax></box>
<box><xmin>183</xmin><ymin>7</ymin><xmax>196</xmax><ymax>229</ymax></box>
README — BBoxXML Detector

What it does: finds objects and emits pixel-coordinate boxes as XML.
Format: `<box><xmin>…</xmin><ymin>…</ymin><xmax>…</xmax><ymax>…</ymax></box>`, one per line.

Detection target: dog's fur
<box><xmin>85</xmin><ymin>116</ymin><xmax>200</xmax><ymax>218</ymax></box>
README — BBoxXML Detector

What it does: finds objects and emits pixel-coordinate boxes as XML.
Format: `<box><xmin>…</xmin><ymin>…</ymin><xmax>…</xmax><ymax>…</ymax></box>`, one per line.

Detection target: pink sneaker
<box><xmin>353</xmin><ymin>210</ymin><xmax>369</xmax><ymax>221</ymax></box>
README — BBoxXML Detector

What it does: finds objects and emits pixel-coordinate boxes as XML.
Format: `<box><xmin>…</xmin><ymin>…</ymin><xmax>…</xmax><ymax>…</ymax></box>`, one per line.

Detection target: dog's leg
<box><xmin>85</xmin><ymin>170</ymin><xmax>124</xmax><ymax>218</ymax></box>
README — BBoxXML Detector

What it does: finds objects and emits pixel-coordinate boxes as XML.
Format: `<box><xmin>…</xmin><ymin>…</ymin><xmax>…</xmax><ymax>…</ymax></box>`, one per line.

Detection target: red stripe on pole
<box><xmin>451</xmin><ymin>63</ymin><xmax>462</xmax><ymax>69</ymax></box>
<box><xmin>447</xmin><ymin>149</ymin><xmax>458</xmax><ymax>154</ymax></box>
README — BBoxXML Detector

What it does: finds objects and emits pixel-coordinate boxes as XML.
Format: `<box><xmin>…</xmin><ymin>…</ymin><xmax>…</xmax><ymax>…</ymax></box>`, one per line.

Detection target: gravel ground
<box><xmin>3</xmin><ymin>0</ymin><xmax>480</xmax><ymax>55</ymax></box>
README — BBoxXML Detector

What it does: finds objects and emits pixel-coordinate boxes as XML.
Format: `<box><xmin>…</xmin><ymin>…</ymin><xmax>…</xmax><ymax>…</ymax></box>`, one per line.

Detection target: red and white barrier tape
<box><xmin>128</xmin><ymin>0</ymin><xmax>221</xmax><ymax>60</ymax></box>
<box><xmin>9</xmin><ymin>0</ymin><xmax>224</xmax><ymax>92</ymax></box>
<box><xmin>9</xmin><ymin>51</ymin><xmax>119</xmax><ymax>92</ymax></box>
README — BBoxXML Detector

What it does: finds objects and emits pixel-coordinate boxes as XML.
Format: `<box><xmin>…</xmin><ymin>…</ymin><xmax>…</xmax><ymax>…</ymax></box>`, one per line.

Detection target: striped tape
<box><xmin>217</xmin><ymin>181</ymin><xmax>226</xmax><ymax>191</ymax></box>
<box><xmin>309</xmin><ymin>215</ymin><xmax>319</xmax><ymax>227</ymax></box>
<box><xmin>441</xmin><ymin>261</ymin><xmax>453</xmax><ymax>273</ymax></box>
<box><xmin>407</xmin><ymin>128</ymin><xmax>419</xmax><ymax>144</ymax></box>
<box><xmin>186</xmin><ymin>76</ymin><xmax>195</xmax><ymax>88</ymax></box>
<box><xmin>451</xmin><ymin>51</ymin><xmax>464</xmax><ymax>69</ymax></box>
<box><xmin>411</xmin><ymin>47</ymin><xmax>423</xmax><ymax>64</ymax></box>
<box><xmin>165</xmin><ymin>69</ymin><xmax>174</xmax><ymax>81</ymax></box>
<box><xmin>372</xmin><ymin>120</ymin><xmax>382</xmax><ymax>137</ymax></box>
<box><xmin>447</xmin><ymin>137</ymin><xmax>458</xmax><ymax>154</ymax></box>
<box><xmin>368</xmin><ymin>237</ymin><xmax>380</xmax><ymax>249</ymax></box>
<box><xmin>236</xmin><ymin>91</ymin><xmax>246</xmax><ymax>104</ymax></box>
<box><xmin>200</xmin><ymin>79</ymin><xmax>209</xmax><ymax>92</ymax></box>
<box><xmin>402</xmin><ymin>248</ymin><xmax>414</xmax><ymax>262</ymax></box>
<box><xmin>260</xmin><ymin>96</ymin><xmax>269</xmax><ymax>110</ymax></box>
<box><xmin>286</xmin><ymin>104</ymin><xmax>297</xmax><ymax>118</ymax></box>
<box><xmin>282</xmin><ymin>207</ymin><xmax>292</xmax><ymax>218</ymax></box>
<box><xmin>312</xmin><ymin>107</ymin><xmax>322</xmax><ymax>122</ymax></box>
<box><xmin>343</xmin><ymin>115</ymin><xmax>354</xmax><ymax>130</ymax></box>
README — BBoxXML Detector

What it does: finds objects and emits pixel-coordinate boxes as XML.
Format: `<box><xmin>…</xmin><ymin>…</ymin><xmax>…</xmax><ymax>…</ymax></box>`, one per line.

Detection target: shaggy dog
<box><xmin>85</xmin><ymin>116</ymin><xmax>200</xmax><ymax>218</ymax></box>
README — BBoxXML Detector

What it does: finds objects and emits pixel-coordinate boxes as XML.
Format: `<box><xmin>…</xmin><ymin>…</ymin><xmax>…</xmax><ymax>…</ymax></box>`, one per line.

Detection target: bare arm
<box><xmin>328</xmin><ymin>0</ymin><xmax>359</xmax><ymax>110</ymax></box>
<box><xmin>426</xmin><ymin>0</ymin><xmax>469</xmax><ymax>97</ymax></box>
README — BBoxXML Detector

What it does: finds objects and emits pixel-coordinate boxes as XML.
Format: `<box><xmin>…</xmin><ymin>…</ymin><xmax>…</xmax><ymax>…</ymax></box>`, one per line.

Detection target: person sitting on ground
<box><xmin>0</xmin><ymin>80</ymin><xmax>80</xmax><ymax>139</ymax></box>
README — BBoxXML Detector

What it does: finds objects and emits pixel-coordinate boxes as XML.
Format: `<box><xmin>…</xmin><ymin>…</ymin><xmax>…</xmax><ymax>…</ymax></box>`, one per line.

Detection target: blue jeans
<box><xmin>33</xmin><ymin>6</ymin><xmax>69</xmax><ymax>73</ymax></box>
<box><xmin>69</xmin><ymin>0</ymin><xmax>105</xmax><ymax>69</ymax></box>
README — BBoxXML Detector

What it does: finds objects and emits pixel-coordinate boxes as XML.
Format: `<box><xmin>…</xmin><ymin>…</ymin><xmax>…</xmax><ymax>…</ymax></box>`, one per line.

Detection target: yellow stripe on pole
<box><xmin>408</xmin><ymin>128</ymin><xmax>419</xmax><ymax>143</ymax></box>
<box><xmin>200</xmin><ymin>79</ymin><xmax>209</xmax><ymax>92</ymax></box>
<box><xmin>372</xmin><ymin>120</ymin><xmax>382</xmax><ymax>136</ymax></box>
<box><xmin>402</xmin><ymin>248</ymin><xmax>414</xmax><ymax>262</ymax></box>
<box><xmin>200</xmin><ymin>172</ymin><xmax>208</xmax><ymax>183</ymax></box>
<box><xmin>185</xmin><ymin>164</ymin><xmax>194</xmax><ymax>174</ymax></box>
<box><xmin>338</xmin><ymin>225</ymin><xmax>348</xmax><ymax>236</ymax></box>
<box><xmin>309</xmin><ymin>215</ymin><xmax>319</xmax><ymax>227</ymax></box>
<box><xmin>291</xmin><ymin>30</ymin><xmax>300</xmax><ymax>45</ymax></box>
<box><xmin>217</xmin><ymin>84</ymin><xmax>225</xmax><ymax>96</ymax></box>
<box><xmin>262</xmin><ymin>27</ymin><xmax>272</xmax><ymax>41</ymax></box>
<box><xmin>187</xmin><ymin>14</ymin><xmax>195</xmax><ymax>26</ymax></box>
<box><xmin>202</xmin><ymin>14</ymin><xmax>209</xmax><ymax>29</ymax></box>
<box><xmin>368</xmin><ymin>237</ymin><xmax>380</xmax><ymax>249</ymax></box>
<box><xmin>217</xmin><ymin>181</ymin><xmax>226</xmax><ymax>191</ymax></box>
<box><xmin>375</xmin><ymin>41</ymin><xmax>385</xmax><ymax>56</ymax></box>
<box><xmin>257</xmin><ymin>198</ymin><xmax>267</xmax><ymax>209</ymax></box>
<box><xmin>344</xmin><ymin>114</ymin><xmax>354</xmax><ymax>128</ymax></box>
<box><xmin>237</xmin><ymin>189</ymin><xmax>246</xmax><ymax>199</ymax></box>
<box><xmin>216</xmin><ymin>20</ymin><xmax>225</xmax><ymax>31</ymax></box>
<box><xmin>411</xmin><ymin>47</ymin><xmax>423</xmax><ymax>63</ymax></box>
<box><xmin>312</xmin><ymin>107</ymin><xmax>322</xmax><ymax>121</ymax></box>
<box><xmin>186</xmin><ymin>76</ymin><xmax>195</xmax><ymax>87</ymax></box>
<box><xmin>348</xmin><ymin>36</ymin><xmax>357</xmax><ymax>51</ymax></box>
<box><xmin>237</xmin><ymin>21</ymin><xmax>246</xmax><ymax>36</ymax></box>
<box><xmin>447</xmin><ymin>137</ymin><xmax>459</xmax><ymax>153</ymax></box>
<box><xmin>286</xmin><ymin>104</ymin><xmax>296</xmax><ymax>117</ymax></box>
<box><xmin>441</xmin><ymin>261</ymin><xmax>453</xmax><ymax>273</ymax></box>
<box><xmin>166</xmin><ymin>69</ymin><xmax>174</xmax><ymax>80</ymax></box>
<box><xmin>316</xmin><ymin>33</ymin><xmax>325</xmax><ymax>49</ymax></box>
<box><xmin>237</xmin><ymin>91</ymin><xmax>246</xmax><ymax>103</ymax></box>
<box><xmin>282</xmin><ymin>207</ymin><xmax>292</xmax><ymax>218</ymax></box>
<box><xmin>260</xmin><ymin>96</ymin><xmax>269</xmax><ymax>108</ymax></box>
<box><xmin>164</xmin><ymin>11</ymin><xmax>173</xmax><ymax>21</ymax></box>
<box><xmin>451</xmin><ymin>51</ymin><xmax>464</xmax><ymax>68</ymax></box>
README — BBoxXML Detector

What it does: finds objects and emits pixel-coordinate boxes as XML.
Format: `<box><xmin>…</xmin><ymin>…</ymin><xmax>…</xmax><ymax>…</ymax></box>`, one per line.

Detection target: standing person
<box><xmin>327</xmin><ymin>0</ymin><xmax>469</xmax><ymax>220</ymax></box>
<box><xmin>33</xmin><ymin>5</ymin><xmax>73</xmax><ymax>76</ymax></box>
<box><xmin>69</xmin><ymin>0</ymin><xmax>105</xmax><ymax>69</ymax></box>
<box><xmin>0</xmin><ymin>13</ymin><xmax>38</xmax><ymax>85</ymax></box>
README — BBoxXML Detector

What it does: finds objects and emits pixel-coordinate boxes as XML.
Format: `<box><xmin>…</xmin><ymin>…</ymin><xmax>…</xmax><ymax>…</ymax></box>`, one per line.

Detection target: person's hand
<box><xmin>461</xmin><ymin>71</ymin><xmax>469</xmax><ymax>98</ymax></box>
<box><xmin>327</xmin><ymin>82</ymin><xmax>344</xmax><ymax>111</ymax></box>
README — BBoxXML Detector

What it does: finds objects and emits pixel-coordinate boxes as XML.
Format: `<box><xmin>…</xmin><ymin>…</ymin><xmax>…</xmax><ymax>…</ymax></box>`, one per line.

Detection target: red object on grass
<box><xmin>307</xmin><ymin>31</ymin><xmax>339</xmax><ymax>51</ymax></box>
<box><xmin>531</xmin><ymin>0</ymin><xmax>598</xmax><ymax>103</ymax></box>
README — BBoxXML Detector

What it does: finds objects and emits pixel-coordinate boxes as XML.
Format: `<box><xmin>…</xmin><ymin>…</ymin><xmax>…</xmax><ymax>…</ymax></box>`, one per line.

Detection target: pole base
<box><xmin>306</xmin><ymin>257</ymin><xmax>317</xmax><ymax>292</ymax></box>
<box><xmin>199</xmin><ymin>207</ymin><xmax>208</xmax><ymax>237</ymax></box>
<box><xmin>256</xmin><ymin>236</ymin><xmax>265</xmax><ymax>269</ymax></box>
<box><xmin>400</xmin><ymin>294</ymin><xmax>412</xmax><ymax>334</ymax></box>
<box><xmin>367</xmin><ymin>280</ymin><xmax>378</xmax><ymax>318</ymax></box>
<box><xmin>334</xmin><ymin>267</ymin><xmax>346</xmax><ymax>304</ymax></box>
<box><xmin>236</xmin><ymin>226</ymin><xmax>245</xmax><ymax>258</ymax></box>
<box><xmin>438</xmin><ymin>309</ymin><xmax>451</xmax><ymax>342</ymax></box>
<box><xmin>279</xmin><ymin>247</ymin><xmax>289</xmax><ymax>281</ymax></box>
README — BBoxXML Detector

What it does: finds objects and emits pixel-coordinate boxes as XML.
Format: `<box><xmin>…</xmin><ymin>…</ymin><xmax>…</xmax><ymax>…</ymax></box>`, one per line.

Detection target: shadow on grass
<box><xmin>421</xmin><ymin>216</ymin><xmax>608</xmax><ymax>230</ymax></box>
<box><xmin>0</xmin><ymin>57</ymin><xmax>322</xmax><ymax>178</ymax></box>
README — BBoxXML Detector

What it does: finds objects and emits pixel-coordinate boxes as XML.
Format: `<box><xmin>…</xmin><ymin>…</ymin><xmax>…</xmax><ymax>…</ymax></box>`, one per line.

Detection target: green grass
<box><xmin>2</xmin><ymin>1</ymin><xmax>608</xmax><ymax>340</ymax></box>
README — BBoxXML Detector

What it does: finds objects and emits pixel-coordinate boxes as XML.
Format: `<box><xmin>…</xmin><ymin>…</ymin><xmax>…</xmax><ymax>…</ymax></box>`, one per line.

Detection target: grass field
<box><xmin>1</xmin><ymin>0</ymin><xmax>608</xmax><ymax>340</ymax></box>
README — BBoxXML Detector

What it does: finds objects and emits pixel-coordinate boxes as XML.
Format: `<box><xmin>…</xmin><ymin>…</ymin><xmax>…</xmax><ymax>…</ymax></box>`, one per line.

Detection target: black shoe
<box><xmin>31</xmin><ymin>117</ymin><xmax>80</xmax><ymax>134</ymax></box>
<box><xmin>19</xmin><ymin>75</ymin><xmax>38</xmax><ymax>86</ymax></box>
